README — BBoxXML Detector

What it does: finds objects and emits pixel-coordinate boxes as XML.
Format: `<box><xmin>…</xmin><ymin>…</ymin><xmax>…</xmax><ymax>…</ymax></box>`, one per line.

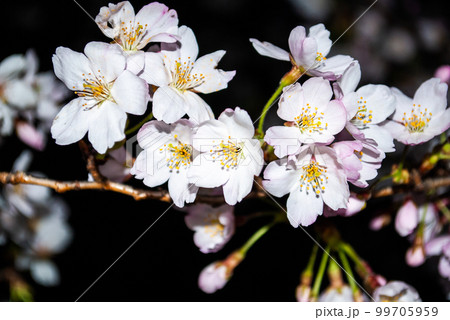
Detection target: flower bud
<box><xmin>434</xmin><ymin>65</ymin><xmax>450</xmax><ymax>84</ymax></box>
<box><xmin>395</xmin><ymin>200</ymin><xmax>419</xmax><ymax>237</ymax></box>
<box><xmin>406</xmin><ymin>245</ymin><xmax>425</xmax><ymax>267</ymax></box>
<box><xmin>369</xmin><ymin>213</ymin><xmax>391</xmax><ymax>231</ymax></box>
<box><xmin>373</xmin><ymin>281</ymin><xmax>421</xmax><ymax>302</ymax></box>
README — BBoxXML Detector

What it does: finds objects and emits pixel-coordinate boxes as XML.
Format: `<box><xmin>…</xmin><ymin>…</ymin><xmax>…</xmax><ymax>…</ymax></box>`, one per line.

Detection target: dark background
<box><xmin>1</xmin><ymin>0</ymin><xmax>449</xmax><ymax>301</ymax></box>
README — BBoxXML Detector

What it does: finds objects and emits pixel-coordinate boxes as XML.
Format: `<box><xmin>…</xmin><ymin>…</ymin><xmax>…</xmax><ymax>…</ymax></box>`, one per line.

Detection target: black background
<box><xmin>1</xmin><ymin>0</ymin><xmax>449</xmax><ymax>301</ymax></box>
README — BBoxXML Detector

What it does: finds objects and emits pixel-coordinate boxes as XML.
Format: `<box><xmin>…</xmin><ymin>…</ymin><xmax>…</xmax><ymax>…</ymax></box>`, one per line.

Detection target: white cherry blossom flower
<box><xmin>373</xmin><ymin>281</ymin><xmax>422</xmax><ymax>302</ymax></box>
<box><xmin>263</xmin><ymin>145</ymin><xmax>349</xmax><ymax>227</ymax></box>
<box><xmin>250</xmin><ymin>24</ymin><xmax>353</xmax><ymax>80</ymax></box>
<box><xmin>188</xmin><ymin>107</ymin><xmax>263</xmax><ymax>205</ymax></box>
<box><xmin>318</xmin><ymin>285</ymin><xmax>354</xmax><ymax>302</ymax></box>
<box><xmin>185</xmin><ymin>203</ymin><xmax>235</xmax><ymax>253</ymax></box>
<box><xmin>264</xmin><ymin>77</ymin><xmax>347</xmax><ymax>158</ymax></box>
<box><xmin>95</xmin><ymin>1</ymin><xmax>178</xmax><ymax>52</ymax></box>
<box><xmin>51</xmin><ymin>42</ymin><xmax>150</xmax><ymax>154</ymax></box>
<box><xmin>131</xmin><ymin>119</ymin><xmax>198</xmax><ymax>207</ymax></box>
<box><xmin>142</xmin><ymin>25</ymin><xmax>236</xmax><ymax>124</ymax></box>
<box><xmin>382</xmin><ymin>78</ymin><xmax>449</xmax><ymax>145</ymax></box>
<box><xmin>336</xmin><ymin>61</ymin><xmax>396</xmax><ymax>153</ymax></box>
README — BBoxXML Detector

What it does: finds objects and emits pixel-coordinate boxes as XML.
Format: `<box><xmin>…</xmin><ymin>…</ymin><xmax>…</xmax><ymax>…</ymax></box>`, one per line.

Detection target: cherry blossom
<box><xmin>263</xmin><ymin>145</ymin><xmax>349</xmax><ymax>227</ymax></box>
<box><xmin>51</xmin><ymin>42</ymin><xmax>150</xmax><ymax>154</ymax></box>
<box><xmin>198</xmin><ymin>262</ymin><xmax>228</xmax><ymax>294</ymax></box>
<box><xmin>184</xmin><ymin>203</ymin><xmax>235</xmax><ymax>253</ymax></box>
<box><xmin>250</xmin><ymin>24</ymin><xmax>354</xmax><ymax>80</ymax></box>
<box><xmin>141</xmin><ymin>26</ymin><xmax>235</xmax><ymax>124</ymax></box>
<box><xmin>95</xmin><ymin>1</ymin><xmax>178</xmax><ymax>52</ymax></box>
<box><xmin>425</xmin><ymin>235</ymin><xmax>450</xmax><ymax>280</ymax></box>
<box><xmin>373</xmin><ymin>281</ymin><xmax>422</xmax><ymax>302</ymax></box>
<box><xmin>382</xmin><ymin>78</ymin><xmax>449</xmax><ymax>145</ymax></box>
<box><xmin>188</xmin><ymin>107</ymin><xmax>263</xmax><ymax>205</ymax></box>
<box><xmin>131</xmin><ymin>119</ymin><xmax>198</xmax><ymax>207</ymax></box>
<box><xmin>264</xmin><ymin>77</ymin><xmax>347</xmax><ymax>158</ymax></box>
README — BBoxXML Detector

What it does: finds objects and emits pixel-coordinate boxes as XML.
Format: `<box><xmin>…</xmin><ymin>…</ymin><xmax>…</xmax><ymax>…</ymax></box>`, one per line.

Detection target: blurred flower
<box><xmin>425</xmin><ymin>235</ymin><xmax>450</xmax><ymax>280</ymax></box>
<box><xmin>434</xmin><ymin>65</ymin><xmax>450</xmax><ymax>85</ymax></box>
<box><xmin>319</xmin><ymin>285</ymin><xmax>353</xmax><ymax>302</ymax></box>
<box><xmin>369</xmin><ymin>213</ymin><xmax>391</xmax><ymax>231</ymax></box>
<box><xmin>98</xmin><ymin>146</ymin><xmax>131</xmax><ymax>182</ymax></box>
<box><xmin>373</xmin><ymin>281</ymin><xmax>422</xmax><ymax>302</ymax></box>
<box><xmin>381</xmin><ymin>28</ymin><xmax>416</xmax><ymax>64</ymax></box>
<box><xmin>382</xmin><ymin>78</ymin><xmax>449</xmax><ymax>145</ymax></box>
<box><xmin>185</xmin><ymin>203</ymin><xmax>235</xmax><ymax>253</ymax></box>
<box><xmin>324</xmin><ymin>192</ymin><xmax>366</xmax><ymax>217</ymax></box>
<box><xmin>395</xmin><ymin>200</ymin><xmax>418</xmax><ymax>237</ymax></box>
<box><xmin>142</xmin><ymin>25</ymin><xmax>235</xmax><ymax>124</ymax></box>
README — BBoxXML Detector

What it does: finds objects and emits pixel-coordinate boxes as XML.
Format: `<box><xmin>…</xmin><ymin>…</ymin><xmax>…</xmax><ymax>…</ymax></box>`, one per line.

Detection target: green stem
<box><xmin>339</xmin><ymin>242</ymin><xmax>368</xmax><ymax>276</ymax></box>
<box><xmin>257</xmin><ymin>84</ymin><xmax>285</xmax><ymax>138</ymax></box>
<box><xmin>125</xmin><ymin>112</ymin><xmax>153</xmax><ymax>135</ymax></box>
<box><xmin>239</xmin><ymin>220</ymin><xmax>278</xmax><ymax>256</ymax></box>
<box><xmin>305</xmin><ymin>245</ymin><xmax>319</xmax><ymax>274</ymax></box>
<box><xmin>436</xmin><ymin>200</ymin><xmax>450</xmax><ymax>222</ymax></box>
<box><xmin>338</xmin><ymin>249</ymin><xmax>358</xmax><ymax>294</ymax></box>
<box><xmin>311</xmin><ymin>246</ymin><xmax>330</xmax><ymax>298</ymax></box>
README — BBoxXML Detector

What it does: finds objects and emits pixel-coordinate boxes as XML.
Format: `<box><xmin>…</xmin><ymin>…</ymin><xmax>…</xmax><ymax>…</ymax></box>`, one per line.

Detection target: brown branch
<box><xmin>372</xmin><ymin>175</ymin><xmax>450</xmax><ymax>198</ymax></box>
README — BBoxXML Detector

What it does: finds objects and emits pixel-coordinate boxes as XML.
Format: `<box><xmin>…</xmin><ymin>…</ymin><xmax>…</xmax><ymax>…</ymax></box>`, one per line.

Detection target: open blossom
<box><xmin>264</xmin><ymin>77</ymin><xmax>347</xmax><ymax>158</ymax></box>
<box><xmin>318</xmin><ymin>285</ymin><xmax>354</xmax><ymax>302</ymax></box>
<box><xmin>184</xmin><ymin>203</ymin><xmax>235</xmax><ymax>253</ymax></box>
<box><xmin>373</xmin><ymin>281</ymin><xmax>422</xmax><ymax>302</ymax></box>
<box><xmin>188</xmin><ymin>108</ymin><xmax>263</xmax><ymax>205</ymax></box>
<box><xmin>250</xmin><ymin>24</ymin><xmax>353</xmax><ymax>80</ymax></box>
<box><xmin>51</xmin><ymin>42</ymin><xmax>150</xmax><ymax>154</ymax></box>
<box><xmin>142</xmin><ymin>26</ymin><xmax>235</xmax><ymax>124</ymax></box>
<box><xmin>336</xmin><ymin>61</ymin><xmax>396</xmax><ymax>153</ymax></box>
<box><xmin>263</xmin><ymin>145</ymin><xmax>349</xmax><ymax>227</ymax></box>
<box><xmin>131</xmin><ymin>119</ymin><xmax>198</xmax><ymax>207</ymax></box>
<box><xmin>382</xmin><ymin>78</ymin><xmax>449</xmax><ymax>145</ymax></box>
<box><xmin>95</xmin><ymin>1</ymin><xmax>178</xmax><ymax>52</ymax></box>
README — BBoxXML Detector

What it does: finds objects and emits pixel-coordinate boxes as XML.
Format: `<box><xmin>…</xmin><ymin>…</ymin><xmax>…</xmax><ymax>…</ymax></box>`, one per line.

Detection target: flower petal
<box><xmin>249</xmin><ymin>38</ymin><xmax>290</xmax><ymax>61</ymax></box>
<box><xmin>263</xmin><ymin>159</ymin><xmax>299</xmax><ymax>197</ymax></box>
<box><xmin>140</xmin><ymin>52</ymin><xmax>170</xmax><ymax>86</ymax></box>
<box><xmin>84</xmin><ymin>42</ymin><xmax>126</xmax><ymax>82</ymax></box>
<box><xmin>182</xmin><ymin>90</ymin><xmax>215</xmax><ymax>124</ymax></box>
<box><xmin>413</xmin><ymin>78</ymin><xmax>448</xmax><ymax>115</ymax></box>
<box><xmin>217</xmin><ymin>107</ymin><xmax>254</xmax><ymax>139</ymax></box>
<box><xmin>152</xmin><ymin>86</ymin><xmax>187</xmax><ymax>123</ymax></box>
<box><xmin>52</xmin><ymin>47</ymin><xmax>91</xmax><ymax>90</ymax></box>
<box><xmin>287</xmin><ymin>187</ymin><xmax>323</xmax><ymax>227</ymax></box>
<box><xmin>111</xmin><ymin>70</ymin><xmax>149</xmax><ymax>115</ymax></box>
<box><xmin>51</xmin><ymin>98</ymin><xmax>89</xmax><ymax>146</ymax></box>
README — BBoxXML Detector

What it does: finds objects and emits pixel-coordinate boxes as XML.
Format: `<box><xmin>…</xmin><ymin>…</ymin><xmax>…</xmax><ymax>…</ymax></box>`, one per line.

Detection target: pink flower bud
<box><xmin>406</xmin><ymin>246</ymin><xmax>425</xmax><ymax>267</ymax></box>
<box><xmin>198</xmin><ymin>262</ymin><xmax>228</xmax><ymax>294</ymax></box>
<box><xmin>434</xmin><ymin>65</ymin><xmax>450</xmax><ymax>84</ymax></box>
<box><xmin>395</xmin><ymin>200</ymin><xmax>419</xmax><ymax>237</ymax></box>
<box><xmin>369</xmin><ymin>214</ymin><xmax>391</xmax><ymax>231</ymax></box>
<box><xmin>16</xmin><ymin>121</ymin><xmax>45</xmax><ymax>151</ymax></box>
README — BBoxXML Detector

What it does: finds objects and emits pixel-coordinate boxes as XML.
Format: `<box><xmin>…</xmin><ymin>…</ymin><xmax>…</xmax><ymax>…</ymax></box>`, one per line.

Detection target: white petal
<box><xmin>191</xmin><ymin>50</ymin><xmax>236</xmax><ymax>94</ymax></box>
<box><xmin>84</xmin><ymin>42</ymin><xmax>126</xmax><ymax>82</ymax></box>
<box><xmin>413</xmin><ymin>78</ymin><xmax>448</xmax><ymax>115</ymax></box>
<box><xmin>287</xmin><ymin>188</ymin><xmax>323</xmax><ymax>227</ymax></box>
<box><xmin>249</xmin><ymin>38</ymin><xmax>290</xmax><ymax>61</ymax></box>
<box><xmin>140</xmin><ymin>52</ymin><xmax>170</xmax><ymax>86</ymax></box>
<box><xmin>222</xmin><ymin>166</ymin><xmax>254</xmax><ymax>205</ymax></box>
<box><xmin>152</xmin><ymin>86</ymin><xmax>187</xmax><ymax>123</ymax></box>
<box><xmin>87</xmin><ymin>101</ymin><xmax>127</xmax><ymax>154</ymax></box>
<box><xmin>168</xmin><ymin>169</ymin><xmax>198</xmax><ymax>207</ymax></box>
<box><xmin>360</xmin><ymin>125</ymin><xmax>395</xmax><ymax>153</ymax></box>
<box><xmin>264</xmin><ymin>126</ymin><xmax>301</xmax><ymax>158</ymax></box>
<box><xmin>308</xmin><ymin>23</ymin><xmax>331</xmax><ymax>56</ymax></box>
<box><xmin>125</xmin><ymin>50</ymin><xmax>145</xmax><ymax>75</ymax></box>
<box><xmin>263</xmin><ymin>160</ymin><xmax>299</xmax><ymax>197</ymax></box>
<box><xmin>51</xmin><ymin>98</ymin><xmax>89</xmax><ymax>146</ymax></box>
<box><xmin>182</xmin><ymin>91</ymin><xmax>214</xmax><ymax>124</ymax></box>
<box><xmin>188</xmin><ymin>153</ymin><xmax>230</xmax><ymax>188</ymax></box>
<box><xmin>111</xmin><ymin>70</ymin><xmax>149</xmax><ymax>115</ymax></box>
<box><xmin>3</xmin><ymin>80</ymin><xmax>37</xmax><ymax>109</ymax></box>
<box><xmin>52</xmin><ymin>47</ymin><xmax>91</xmax><ymax>90</ymax></box>
<box><xmin>312</xmin><ymin>55</ymin><xmax>354</xmax><ymax>80</ymax></box>
<box><xmin>337</xmin><ymin>61</ymin><xmax>361</xmax><ymax>95</ymax></box>
<box><xmin>277</xmin><ymin>83</ymin><xmax>304</xmax><ymax>121</ymax></box>
<box><xmin>175</xmin><ymin>26</ymin><xmax>199</xmax><ymax>62</ymax></box>
<box><xmin>217</xmin><ymin>107</ymin><xmax>254</xmax><ymax>139</ymax></box>
<box><xmin>390</xmin><ymin>87</ymin><xmax>413</xmax><ymax>122</ymax></box>
<box><xmin>0</xmin><ymin>54</ymin><xmax>27</xmax><ymax>79</ymax></box>
<box><xmin>302</xmin><ymin>77</ymin><xmax>333</xmax><ymax>108</ymax></box>
<box><xmin>95</xmin><ymin>1</ymin><xmax>135</xmax><ymax>39</ymax></box>
<box><xmin>357</xmin><ymin>84</ymin><xmax>396</xmax><ymax>124</ymax></box>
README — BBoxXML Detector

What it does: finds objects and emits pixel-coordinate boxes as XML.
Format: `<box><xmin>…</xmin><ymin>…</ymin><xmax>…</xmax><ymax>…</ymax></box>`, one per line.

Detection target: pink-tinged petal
<box><xmin>341</xmin><ymin>92</ymin><xmax>360</xmax><ymax>121</ymax></box>
<box><xmin>218</xmin><ymin>107</ymin><xmax>254</xmax><ymax>139</ymax></box>
<box><xmin>111</xmin><ymin>70</ymin><xmax>149</xmax><ymax>115</ymax></box>
<box><xmin>413</xmin><ymin>78</ymin><xmax>448</xmax><ymax>115</ymax></box>
<box><xmin>84</xmin><ymin>42</ymin><xmax>126</xmax><ymax>82</ymax></box>
<box><xmin>320</xmin><ymin>100</ymin><xmax>347</xmax><ymax>136</ymax></box>
<box><xmin>308</xmin><ymin>23</ymin><xmax>331</xmax><ymax>56</ymax></box>
<box><xmin>355</xmin><ymin>161</ymin><xmax>380</xmax><ymax>188</ymax></box>
<box><xmin>264</xmin><ymin>126</ymin><xmax>301</xmax><ymax>158</ymax></box>
<box><xmin>249</xmin><ymin>38</ymin><xmax>290</xmax><ymax>61</ymax></box>
<box><xmin>3</xmin><ymin>80</ymin><xmax>37</xmax><ymax>109</ymax></box>
<box><xmin>277</xmin><ymin>83</ymin><xmax>304</xmax><ymax>121</ymax></box>
<box><xmin>302</xmin><ymin>77</ymin><xmax>333</xmax><ymax>109</ymax></box>
<box><xmin>369</xmin><ymin>214</ymin><xmax>391</xmax><ymax>231</ymax></box>
<box><xmin>263</xmin><ymin>160</ymin><xmax>300</xmax><ymax>197</ymax></box>
<box><xmin>222</xmin><ymin>166</ymin><xmax>254</xmax><ymax>205</ymax></box>
<box><xmin>140</xmin><ymin>52</ymin><xmax>170</xmax><ymax>86</ymax></box>
<box><xmin>168</xmin><ymin>169</ymin><xmax>198</xmax><ymax>207</ymax></box>
<box><xmin>438</xmin><ymin>256</ymin><xmax>450</xmax><ymax>280</ymax></box>
<box><xmin>182</xmin><ymin>90</ymin><xmax>215</xmax><ymax>124</ymax></box>
<box><xmin>311</xmin><ymin>55</ymin><xmax>354</xmax><ymax>80</ymax></box>
<box><xmin>95</xmin><ymin>1</ymin><xmax>135</xmax><ymax>39</ymax></box>
<box><xmin>191</xmin><ymin>50</ymin><xmax>236</xmax><ymax>94</ymax></box>
<box><xmin>361</xmin><ymin>125</ymin><xmax>395</xmax><ymax>153</ymax></box>
<box><xmin>149</xmin><ymin>32</ymin><xmax>178</xmax><ymax>43</ymax></box>
<box><xmin>198</xmin><ymin>262</ymin><xmax>228</xmax><ymax>294</ymax></box>
<box><xmin>175</xmin><ymin>26</ymin><xmax>199</xmax><ymax>62</ymax></box>
<box><xmin>390</xmin><ymin>87</ymin><xmax>413</xmax><ymax>122</ymax></box>
<box><xmin>87</xmin><ymin>101</ymin><xmax>127</xmax><ymax>154</ymax></box>
<box><xmin>406</xmin><ymin>246</ymin><xmax>425</xmax><ymax>267</ymax></box>
<box><xmin>337</xmin><ymin>61</ymin><xmax>360</xmax><ymax>95</ymax></box>
<box><xmin>16</xmin><ymin>122</ymin><xmax>45</xmax><ymax>151</ymax></box>
<box><xmin>52</xmin><ymin>47</ymin><xmax>91</xmax><ymax>90</ymax></box>
<box><xmin>51</xmin><ymin>98</ymin><xmax>89</xmax><ymax>145</ymax></box>
<box><xmin>380</xmin><ymin>120</ymin><xmax>413</xmax><ymax>145</ymax></box>
<box><xmin>152</xmin><ymin>86</ymin><xmax>187</xmax><ymax>123</ymax></box>
<box><xmin>425</xmin><ymin>108</ymin><xmax>450</xmax><ymax>137</ymax></box>
<box><xmin>345</xmin><ymin>194</ymin><xmax>366</xmax><ymax>216</ymax></box>
<box><xmin>356</xmin><ymin>85</ymin><xmax>396</xmax><ymax>124</ymax></box>
<box><xmin>135</xmin><ymin>3</ymin><xmax>178</xmax><ymax>46</ymax></box>
<box><xmin>289</xmin><ymin>26</ymin><xmax>316</xmax><ymax>68</ymax></box>
<box><xmin>395</xmin><ymin>200</ymin><xmax>419</xmax><ymax>237</ymax></box>
<box><xmin>287</xmin><ymin>188</ymin><xmax>323</xmax><ymax>227</ymax></box>
<box><xmin>425</xmin><ymin>236</ymin><xmax>450</xmax><ymax>256</ymax></box>
<box><xmin>434</xmin><ymin>65</ymin><xmax>450</xmax><ymax>84</ymax></box>
<box><xmin>188</xmin><ymin>153</ymin><xmax>230</xmax><ymax>188</ymax></box>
